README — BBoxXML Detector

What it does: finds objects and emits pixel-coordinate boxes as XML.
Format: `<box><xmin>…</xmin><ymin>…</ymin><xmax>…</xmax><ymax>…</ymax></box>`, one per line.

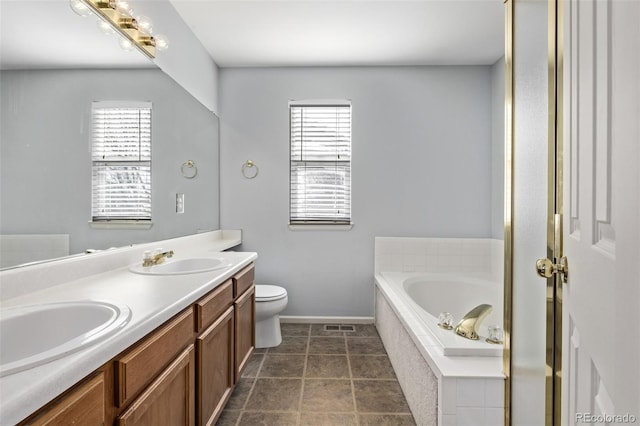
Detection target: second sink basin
<box><xmin>0</xmin><ymin>301</ymin><xmax>131</xmax><ymax>377</ymax></box>
<box><xmin>129</xmin><ymin>257</ymin><xmax>231</xmax><ymax>275</ymax></box>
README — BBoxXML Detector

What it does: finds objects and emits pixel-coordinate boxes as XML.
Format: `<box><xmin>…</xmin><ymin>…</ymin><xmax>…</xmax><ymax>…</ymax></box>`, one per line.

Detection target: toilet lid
<box><xmin>256</xmin><ymin>285</ymin><xmax>287</xmax><ymax>301</ymax></box>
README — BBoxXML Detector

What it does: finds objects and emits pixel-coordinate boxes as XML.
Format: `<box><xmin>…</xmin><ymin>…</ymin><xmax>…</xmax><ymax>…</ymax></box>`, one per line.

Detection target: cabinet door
<box><xmin>234</xmin><ymin>285</ymin><xmax>255</xmax><ymax>382</ymax></box>
<box><xmin>115</xmin><ymin>309</ymin><xmax>194</xmax><ymax>408</ymax></box>
<box><xmin>196</xmin><ymin>306</ymin><xmax>234</xmax><ymax>426</ymax></box>
<box><xmin>28</xmin><ymin>373</ymin><xmax>105</xmax><ymax>426</ymax></box>
<box><xmin>117</xmin><ymin>345</ymin><xmax>195</xmax><ymax>426</ymax></box>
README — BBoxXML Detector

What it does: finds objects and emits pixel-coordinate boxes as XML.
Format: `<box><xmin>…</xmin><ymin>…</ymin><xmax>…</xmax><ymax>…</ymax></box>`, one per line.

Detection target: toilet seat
<box><xmin>256</xmin><ymin>285</ymin><xmax>287</xmax><ymax>302</ymax></box>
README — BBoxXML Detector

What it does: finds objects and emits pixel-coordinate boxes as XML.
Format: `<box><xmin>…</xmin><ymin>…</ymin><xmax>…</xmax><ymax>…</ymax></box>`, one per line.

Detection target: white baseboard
<box><xmin>279</xmin><ymin>315</ymin><xmax>374</xmax><ymax>324</ymax></box>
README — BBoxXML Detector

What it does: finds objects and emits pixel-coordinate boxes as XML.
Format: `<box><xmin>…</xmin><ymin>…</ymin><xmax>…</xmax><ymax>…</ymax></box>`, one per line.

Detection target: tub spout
<box><xmin>454</xmin><ymin>304</ymin><xmax>493</xmax><ymax>340</ymax></box>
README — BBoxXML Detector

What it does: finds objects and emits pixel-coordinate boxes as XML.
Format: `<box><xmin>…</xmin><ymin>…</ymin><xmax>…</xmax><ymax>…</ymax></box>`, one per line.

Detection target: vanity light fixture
<box><xmin>72</xmin><ymin>0</ymin><xmax>168</xmax><ymax>59</ymax></box>
<box><xmin>70</xmin><ymin>0</ymin><xmax>92</xmax><ymax>18</ymax></box>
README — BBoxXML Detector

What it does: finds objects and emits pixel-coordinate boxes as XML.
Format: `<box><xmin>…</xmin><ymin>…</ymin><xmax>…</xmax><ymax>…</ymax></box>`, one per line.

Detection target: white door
<box><xmin>562</xmin><ymin>0</ymin><xmax>640</xmax><ymax>424</ymax></box>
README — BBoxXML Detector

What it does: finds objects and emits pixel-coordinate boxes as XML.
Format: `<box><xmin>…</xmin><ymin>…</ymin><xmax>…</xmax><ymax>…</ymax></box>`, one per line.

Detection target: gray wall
<box><xmin>146</xmin><ymin>0</ymin><xmax>220</xmax><ymax>113</ymax></box>
<box><xmin>0</xmin><ymin>69</ymin><xmax>220</xmax><ymax>255</ymax></box>
<box><xmin>219</xmin><ymin>66</ymin><xmax>497</xmax><ymax>317</ymax></box>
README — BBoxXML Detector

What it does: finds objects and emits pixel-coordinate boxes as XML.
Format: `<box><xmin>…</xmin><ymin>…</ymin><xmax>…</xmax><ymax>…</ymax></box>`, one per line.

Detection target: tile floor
<box><xmin>216</xmin><ymin>323</ymin><xmax>416</xmax><ymax>426</ymax></box>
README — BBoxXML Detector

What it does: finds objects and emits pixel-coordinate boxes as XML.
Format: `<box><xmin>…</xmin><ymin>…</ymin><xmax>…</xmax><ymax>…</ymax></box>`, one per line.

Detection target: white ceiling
<box><xmin>0</xmin><ymin>0</ymin><xmax>504</xmax><ymax>70</ymax></box>
<box><xmin>170</xmin><ymin>0</ymin><xmax>505</xmax><ymax>67</ymax></box>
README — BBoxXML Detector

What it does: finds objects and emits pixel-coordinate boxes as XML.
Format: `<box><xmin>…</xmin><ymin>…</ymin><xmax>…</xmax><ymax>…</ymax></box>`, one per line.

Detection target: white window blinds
<box><xmin>91</xmin><ymin>101</ymin><xmax>152</xmax><ymax>221</ymax></box>
<box><xmin>290</xmin><ymin>102</ymin><xmax>351</xmax><ymax>224</ymax></box>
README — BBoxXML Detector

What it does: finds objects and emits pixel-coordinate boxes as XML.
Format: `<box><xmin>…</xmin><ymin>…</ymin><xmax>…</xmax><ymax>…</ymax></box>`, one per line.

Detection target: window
<box><xmin>289</xmin><ymin>101</ymin><xmax>351</xmax><ymax>226</ymax></box>
<box><xmin>91</xmin><ymin>101</ymin><xmax>152</xmax><ymax>223</ymax></box>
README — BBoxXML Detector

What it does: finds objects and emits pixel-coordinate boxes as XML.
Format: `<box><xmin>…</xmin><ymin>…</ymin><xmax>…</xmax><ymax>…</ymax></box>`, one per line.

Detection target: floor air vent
<box><xmin>323</xmin><ymin>324</ymin><xmax>356</xmax><ymax>332</ymax></box>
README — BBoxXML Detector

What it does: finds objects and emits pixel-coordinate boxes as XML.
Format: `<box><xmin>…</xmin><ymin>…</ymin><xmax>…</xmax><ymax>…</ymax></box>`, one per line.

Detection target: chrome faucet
<box><xmin>454</xmin><ymin>304</ymin><xmax>493</xmax><ymax>340</ymax></box>
<box><xmin>142</xmin><ymin>250</ymin><xmax>174</xmax><ymax>267</ymax></box>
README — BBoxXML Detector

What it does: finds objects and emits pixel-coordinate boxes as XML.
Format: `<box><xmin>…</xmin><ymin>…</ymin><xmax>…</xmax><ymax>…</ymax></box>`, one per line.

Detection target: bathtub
<box><xmin>373</xmin><ymin>237</ymin><xmax>505</xmax><ymax>425</ymax></box>
<box><xmin>378</xmin><ymin>272</ymin><xmax>503</xmax><ymax>357</ymax></box>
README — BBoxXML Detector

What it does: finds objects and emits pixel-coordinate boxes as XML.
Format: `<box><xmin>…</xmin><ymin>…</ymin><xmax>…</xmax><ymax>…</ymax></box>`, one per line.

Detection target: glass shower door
<box><xmin>508</xmin><ymin>0</ymin><xmax>550</xmax><ymax>424</ymax></box>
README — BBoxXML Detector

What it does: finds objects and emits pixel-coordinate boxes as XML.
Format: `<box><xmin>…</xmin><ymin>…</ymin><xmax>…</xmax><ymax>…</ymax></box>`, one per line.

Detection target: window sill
<box><xmin>288</xmin><ymin>223</ymin><xmax>353</xmax><ymax>231</ymax></box>
<box><xmin>89</xmin><ymin>221</ymin><xmax>153</xmax><ymax>230</ymax></box>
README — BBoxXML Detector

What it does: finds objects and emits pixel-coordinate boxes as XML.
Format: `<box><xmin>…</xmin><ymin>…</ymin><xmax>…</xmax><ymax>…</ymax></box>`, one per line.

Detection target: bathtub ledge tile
<box><xmin>426</xmin><ymin>353</ymin><xmax>504</xmax><ymax>379</ymax></box>
<box><xmin>439</xmin><ymin>378</ymin><xmax>457</xmax><ymax>415</ymax></box>
<box><xmin>415</xmin><ymin>332</ymin><xmax>439</xmax><ymax>348</ymax></box>
<box><xmin>484</xmin><ymin>378</ymin><xmax>505</xmax><ymax>408</ymax></box>
<box><xmin>485</xmin><ymin>407</ymin><xmax>505</xmax><ymax>426</ymax></box>
<box><xmin>409</xmin><ymin>320</ymin><xmax>432</xmax><ymax>337</ymax></box>
<box><xmin>440</xmin><ymin>413</ymin><xmax>457</xmax><ymax>426</ymax></box>
<box><xmin>456</xmin><ymin>407</ymin><xmax>486</xmax><ymax>426</ymax></box>
<box><xmin>456</xmin><ymin>378</ymin><xmax>486</xmax><ymax>407</ymax></box>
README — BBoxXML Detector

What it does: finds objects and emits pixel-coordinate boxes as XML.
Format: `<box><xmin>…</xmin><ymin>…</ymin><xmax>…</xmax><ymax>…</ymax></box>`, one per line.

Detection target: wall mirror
<box><xmin>0</xmin><ymin>0</ymin><xmax>220</xmax><ymax>269</ymax></box>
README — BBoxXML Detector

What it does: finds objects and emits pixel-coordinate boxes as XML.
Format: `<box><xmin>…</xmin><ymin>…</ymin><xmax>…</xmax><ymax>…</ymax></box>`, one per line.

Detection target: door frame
<box><xmin>503</xmin><ymin>0</ymin><xmax>514</xmax><ymax>424</ymax></box>
<box><xmin>546</xmin><ymin>0</ymin><xmax>564</xmax><ymax>424</ymax></box>
<box><xmin>503</xmin><ymin>0</ymin><xmax>564</xmax><ymax>424</ymax></box>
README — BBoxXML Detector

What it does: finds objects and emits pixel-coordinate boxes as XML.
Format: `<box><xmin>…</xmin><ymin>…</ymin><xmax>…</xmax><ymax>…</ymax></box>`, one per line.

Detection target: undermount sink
<box><xmin>0</xmin><ymin>301</ymin><xmax>131</xmax><ymax>377</ymax></box>
<box><xmin>129</xmin><ymin>257</ymin><xmax>231</xmax><ymax>276</ymax></box>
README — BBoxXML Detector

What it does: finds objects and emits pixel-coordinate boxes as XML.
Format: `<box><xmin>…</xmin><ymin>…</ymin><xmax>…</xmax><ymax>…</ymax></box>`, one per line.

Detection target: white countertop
<box><xmin>0</xmin><ymin>231</ymin><xmax>255</xmax><ymax>425</ymax></box>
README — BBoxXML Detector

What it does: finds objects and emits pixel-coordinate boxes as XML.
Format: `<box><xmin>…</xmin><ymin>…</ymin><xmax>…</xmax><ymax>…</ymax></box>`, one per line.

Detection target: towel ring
<box><xmin>181</xmin><ymin>160</ymin><xmax>198</xmax><ymax>179</ymax></box>
<box><xmin>241</xmin><ymin>160</ymin><xmax>259</xmax><ymax>179</ymax></box>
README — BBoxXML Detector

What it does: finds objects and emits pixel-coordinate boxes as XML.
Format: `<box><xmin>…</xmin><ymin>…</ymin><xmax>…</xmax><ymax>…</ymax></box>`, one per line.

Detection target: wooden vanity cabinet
<box><xmin>117</xmin><ymin>345</ymin><xmax>195</xmax><ymax>426</ymax></box>
<box><xmin>114</xmin><ymin>308</ymin><xmax>196</xmax><ymax>426</ymax></box>
<box><xmin>21</xmin><ymin>263</ymin><xmax>256</xmax><ymax>426</ymax></box>
<box><xmin>232</xmin><ymin>264</ymin><xmax>256</xmax><ymax>381</ymax></box>
<box><xmin>25</xmin><ymin>373</ymin><xmax>105</xmax><ymax>426</ymax></box>
<box><xmin>196</xmin><ymin>307</ymin><xmax>234</xmax><ymax>426</ymax></box>
<box><xmin>115</xmin><ymin>309</ymin><xmax>195</xmax><ymax>408</ymax></box>
<box><xmin>194</xmin><ymin>279</ymin><xmax>233</xmax><ymax>333</ymax></box>
<box><xmin>232</xmin><ymin>264</ymin><xmax>254</xmax><ymax>298</ymax></box>
<box><xmin>194</xmin><ymin>278</ymin><xmax>235</xmax><ymax>426</ymax></box>
<box><xmin>233</xmin><ymin>285</ymin><xmax>255</xmax><ymax>382</ymax></box>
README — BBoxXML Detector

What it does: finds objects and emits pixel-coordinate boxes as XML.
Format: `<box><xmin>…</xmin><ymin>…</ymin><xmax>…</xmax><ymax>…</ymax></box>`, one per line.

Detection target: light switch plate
<box><xmin>176</xmin><ymin>193</ymin><xmax>185</xmax><ymax>213</ymax></box>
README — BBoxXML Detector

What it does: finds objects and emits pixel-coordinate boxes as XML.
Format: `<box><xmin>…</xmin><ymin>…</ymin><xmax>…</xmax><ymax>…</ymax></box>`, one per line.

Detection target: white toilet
<box><xmin>255</xmin><ymin>285</ymin><xmax>288</xmax><ymax>348</ymax></box>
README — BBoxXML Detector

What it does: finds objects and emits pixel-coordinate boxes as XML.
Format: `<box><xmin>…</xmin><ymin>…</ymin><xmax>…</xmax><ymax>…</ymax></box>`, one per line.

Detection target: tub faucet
<box><xmin>454</xmin><ymin>304</ymin><xmax>493</xmax><ymax>340</ymax></box>
<box><xmin>142</xmin><ymin>250</ymin><xmax>174</xmax><ymax>267</ymax></box>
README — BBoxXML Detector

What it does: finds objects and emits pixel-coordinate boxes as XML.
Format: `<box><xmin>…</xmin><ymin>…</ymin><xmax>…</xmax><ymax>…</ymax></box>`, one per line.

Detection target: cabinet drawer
<box><xmin>115</xmin><ymin>309</ymin><xmax>194</xmax><ymax>408</ymax></box>
<box><xmin>194</xmin><ymin>279</ymin><xmax>233</xmax><ymax>333</ymax></box>
<box><xmin>233</xmin><ymin>264</ymin><xmax>254</xmax><ymax>297</ymax></box>
<box><xmin>27</xmin><ymin>373</ymin><xmax>105</xmax><ymax>426</ymax></box>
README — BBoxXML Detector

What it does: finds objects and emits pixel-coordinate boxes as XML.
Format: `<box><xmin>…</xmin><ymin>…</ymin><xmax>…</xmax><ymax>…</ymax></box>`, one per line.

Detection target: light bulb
<box><xmin>154</xmin><ymin>34</ymin><xmax>169</xmax><ymax>51</ymax></box>
<box><xmin>114</xmin><ymin>0</ymin><xmax>133</xmax><ymax>15</ymax></box>
<box><xmin>136</xmin><ymin>15</ymin><xmax>153</xmax><ymax>34</ymax></box>
<box><xmin>96</xmin><ymin>19</ymin><xmax>115</xmax><ymax>35</ymax></box>
<box><xmin>69</xmin><ymin>0</ymin><xmax>92</xmax><ymax>18</ymax></box>
<box><xmin>119</xmin><ymin>37</ymin><xmax>135</xmax><ymax>51</ymax></box>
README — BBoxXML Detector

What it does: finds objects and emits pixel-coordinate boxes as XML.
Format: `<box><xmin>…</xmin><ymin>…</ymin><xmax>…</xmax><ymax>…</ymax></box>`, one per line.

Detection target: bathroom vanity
<box><xmin>0</xmin><ymin>231</ymin><xmax>256</xmax><ymax>426</ymax></box>
<box><xmin>20</xmin><ymin>264</ymin><xmax>255</xmax><ymax>426</ymax></box>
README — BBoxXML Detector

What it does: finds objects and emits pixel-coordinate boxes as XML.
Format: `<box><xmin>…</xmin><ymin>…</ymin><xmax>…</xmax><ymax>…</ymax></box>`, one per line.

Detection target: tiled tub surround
<box><xmin>217</xmin><ymin>323</ymin><xmax>416</xmax><ymax>425</ymax></box>
<box><xmin>374</xmin><ymin>237</ymin><xmax>505</xmax><ymax>426</ymax></box>
<box><xmin>374</xmin><ymin>237</ymin><xmax>503</xmax><ymax>280</ymax></box>
<box><xmin>0</xmin><ymin>230</ymin><xmax>250</xmax><ymax>425</ymax></box>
